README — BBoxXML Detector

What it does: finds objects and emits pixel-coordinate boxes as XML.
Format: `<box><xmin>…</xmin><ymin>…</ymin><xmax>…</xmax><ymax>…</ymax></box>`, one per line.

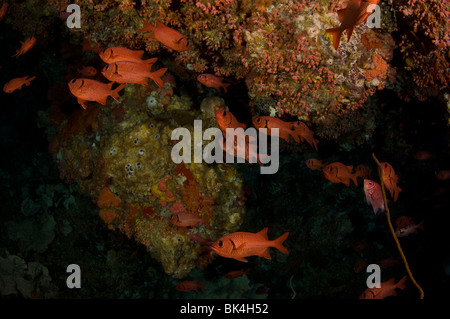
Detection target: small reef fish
<box><xmin>0</xmin><ymin>3</ymin><xmax>9</xmax><ymax>21</ymax></box>
<box><xmin>169</xmin><ymin>212</ymin><xmax>210</xmax><ymax>228</ymax></box>
<box><xmin>224</xmin><ymin>269</ymin><xmax>250</xmax><ymax>279</ymax></box>
<box><xmin>218</xmin><ymin>136</ymin><xmax>268</xmax><ymax>166</ymax></box>
<box><xmin>197</xmin><ymin>74</ymin><xmax>231</xmax><ymax>93</ymax></box>
<box><xmin>305</xmin><ymin>158</ymin><xmax>324</xmax><ymax>171</ymax></box>
<box><xmin>188</xmin><ymin>233</ymin><xmax>213</xmax><ymax>246</ymax></box>
<box><xmin>292</xmin><ymin>121</ymin><xmax>319</xmax><ymax>151</ymax></box>
<box><xmin>355</xmin><ymin>164</ymin><xmax>372</xmax><ymax>179</ymax></box>
<box><xmin>99</xmin><ymin>46</ymin><xmax>158</xmax><ymax>64</ymax></box>
<box><xmin>68</xmin><ymin>78</ymin><xmax>125</xmax><ymax>109</ymax></box>
<box><xmin>101</xmin><ymin>61</ymin><xmax>167</xmax><ymax>88</ymax></box>
<box><xmin>435</xmin><ymin>169</ymin><xmax>450</xmax><ymax>181</ymax></box>
<box><xmin>77</xmin><ymin>66</ymin><xmax>97</xmax><ymax>77</ymax></box>
<box><xmin>175</xmin><ymin>280</ymin><xmax>205</xmax><ymax>292</ymax></box>
<box><xmin>215</xmin><ymin>110</ymin><xmax>247</xmax><ymax>134</ymax></box>
<box><xmin>211</xmin><ymin>227</ymin><xmax>289</xmax><ymax>262</ymax></box>
<box><xmin>322</xmin><ymin>162</ymin><xmax>358</xmax><ymax>186</ymax></box>
<box><xmin>326</xmin><ymin>0</ymin><xmax>380</xmax><ymax>50</ymax></box>
<box><xmin>11</xmin><ymin>36</ymin><xmax>37</xmax><ymax>58</ymax></box>
<box><xmin>363</xmin><ymin>179</ymin><xmax>385</xmax><ymax>215</ymax></box>
<box><xmin>3</xmin><ymin>75</ymin><xmax>36</xmax><ymax>93</ymax></box>
<box><xmin>359</xmin><ymin>276</ymin><xmax>407</xmax><ymax>299</ymax></box>
<box><xmin>252</xmin><ymin>116</ymin><xmax>299</xmax><ymax>143</ymax></box>
<box><xmin>380</xmin><ymin>162</ymin><xmax>402</xmax><ymax>202</ymax></box>
<box><xmin>139</xmin><ymin>20</ymin><xmax>189</xmax><ymax>52</ymax></box>
<box><xmin>395</xmin><ymin>216</ymin><xmax>424</xmax><ymax>238</ymax></box>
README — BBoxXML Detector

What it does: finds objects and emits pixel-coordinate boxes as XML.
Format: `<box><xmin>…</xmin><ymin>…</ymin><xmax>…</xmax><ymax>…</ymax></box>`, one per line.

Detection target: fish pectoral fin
<box><xmin>77</xmin><ymin>98</ymin><xmax>88</xmax><ymax>110</ymax></box>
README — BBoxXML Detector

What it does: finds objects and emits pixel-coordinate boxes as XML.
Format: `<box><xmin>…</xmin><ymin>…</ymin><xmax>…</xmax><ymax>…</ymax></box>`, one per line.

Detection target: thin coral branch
<box><xmin>372</xmin><ymin>153</ymin><xmax>424</xmax><ymax>299</ymax></box>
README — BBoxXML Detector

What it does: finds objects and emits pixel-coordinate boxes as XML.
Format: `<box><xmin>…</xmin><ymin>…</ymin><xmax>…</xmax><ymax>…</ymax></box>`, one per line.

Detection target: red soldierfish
<box><xmin>326</xmin><ymin>0</ymin><xmax>380</xmax><ymax>50</ymax></box>
<box><xmin>323</xmin><ymin>162</ymin><xmax>358</xmax><ymax>186</ymax></box>
<box><xmin>12</xmin><ymin>36</ymin><xmax>36</xmax><ymax>58</ymax></box>
<box><xmin>380</xmin><ymin>162</ymin><xmax>402</xmax><ymax>202</ymax></box>
<box><xmin>101</xmin><ymin>61</ymin><xmax>167</xmax><ymax>88</ymax></box>
<box><xmin>252</xmin><ymin>116</ymin><xmax>299</xmax><ymax>143</ymax></box>
<box><xmin>211</xmin><ymin>228</ymin><xmax>289</xmax><ymax>262</ymax></box>
<box><xmin>139</xmin><ymin>20</ymin><xmax>189</xmax><ymax>52</ymax></box>
<box><xmin>68</xmin><ymin>78</ymin><xmax>125</xmax><ymax>109</ymax></box>
<box><xmin>215</xmin><ymin>110</ymin><xmax>247</xmax><ymax>134</ymax></box>
<box><xmin>3</xmin><ymin>75</ymin><xmax>36</xmax><ymax>93</ymax></box>
<box><xmin>363</xmin><ymin>179</ymin><xmax>385</xmax><ymax>215</ymax></box>
<box><xmin>175</xmin><ymin>280</ymin><xmax>205</xmax><ymax>292</ymax></box>
<box><xmin>169</xmin><ymin>212</ymin><xmax>210</xmax><ymax>228</ymax></box>
<box><xmin>359</xmin><ymin>276</ymin><xmax>407</xmax><ymax>299</ymax></box>
<box><xmin>197</xmin><ymin>74</ymin><xmax>231</xmax><ymax>93</ymax></box>
<box><xmin>99</xmin><ymin>46</ymin><xmax>158</xmax><ymax>64</ymax></box>
<box><xmin>395</xmin><ymin>216</ymin><xmax>424</xmax><ymax>237</ymax></box>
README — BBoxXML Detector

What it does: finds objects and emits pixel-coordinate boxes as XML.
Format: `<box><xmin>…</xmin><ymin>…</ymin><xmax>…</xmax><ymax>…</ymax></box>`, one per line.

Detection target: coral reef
<box><xmin>47</xmin><ymin>81</ymin><xmax>246</xmax><ymax>278</ymax></box>
<box><xmin>44</xmin><ymin>0</ymin><xmax>397</xmax><ymax>141</ymax></box>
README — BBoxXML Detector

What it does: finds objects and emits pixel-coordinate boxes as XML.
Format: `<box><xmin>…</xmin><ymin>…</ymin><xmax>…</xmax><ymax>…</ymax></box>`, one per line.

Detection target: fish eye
<box><xmin>218</xmin><ymin>240</ymin><xmax>223</xmax><ymax>247</ymax></box>
<box><xmin>256</xmin><ymin>118</ymin><xmax>260</xmax><ymax>123</ymax></box>
<box><xmin>71</xmin><ymin>79</ymin><xmax>76</xmax><ymax>84</ymax></box>
<box><xmin>223</xmin><ymin>111</ymin><xmax>227</xmax><ymax>115</ymax></box>
<box><xmin>105</xmin><ymin>65</ymin><xmax>109</xmax><ymax>70</ymax></box>
<box><xmin>185</xmin><ymin>41</ymin><xmax>189</xmax><ymax>47</ymax></box>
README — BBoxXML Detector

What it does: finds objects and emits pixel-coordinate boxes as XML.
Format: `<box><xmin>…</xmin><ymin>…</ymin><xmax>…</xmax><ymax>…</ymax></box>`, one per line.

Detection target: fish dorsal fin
<box><xmin>337</xmin><ymin>8</ymin><xmax>346</xmax><ymax>22</ymax></box>
<box><xmin>257</xmin><ymin>227</ymin><xmax>269</xmax><ymax>240</ymax></box>
<box><xmin>347</xmin><ymin>165</ymin><xmax>353</xmax><ymax>172</ymax></box>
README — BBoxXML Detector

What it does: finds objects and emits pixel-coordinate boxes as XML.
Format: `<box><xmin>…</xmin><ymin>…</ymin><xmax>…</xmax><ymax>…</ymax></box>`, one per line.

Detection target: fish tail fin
<box><xmin>313</xmin><ymin>138</ymin><xmax>319</xmax><ymax>151</ymax></box>
<box><xmin>222</xmin><ymin>83</ymin><xmax>231</xmax><ymax>93</ymax></box>
<box><xmin>272</xmin><ymin>232</ymin><xmax>290</xmax><ymax>255</ymax></box>
<box><xmin>26</xmin><ymin>76</ymin><xmax>36</xmax><ymax>85</ymax></box>
<box><xmin>150</xmin><ymin>67</ymin><xmax>167</xmax><ymax>88</ymax></box>
<box><xmin>111</xmin><ymin>83</ymin><xmax>126</xmax><ymax>102</ymax></box>
<box><xmin>394</xmin><ymin>186</ymin><xmax>402</xmax><ymax>202</ymax></box>
<box><xmin>138</xmin><ymin>20</ymin><xmax>155</xmax><ymax>33</ymax></box>
<box><xmin>346</xmin><ymin>27</ymin><xmax>355</xmax><ymax>42</ymax></box>
<box><xmin>11</xmin><ymin>51</ymin><xmax>20</xmax><ymax>59</ymax></box>
<box><xmin>326</xmin><ymin>27</ymin><xmax>342</xmax><ymax>50</ymax></box>
<box><xmin>352</xmin><ymin>173</ymin><xmax>358</xmax><ymax>187</ymax></box>
<box><xmin>199</xmin><ymin>281</ymin><xmax>206</xmax><ymax>291</ymax></box>
<box><xmin>396</xmin><ymin>276</ymin><xmax>407</xmax><ymax>290</ymax></box>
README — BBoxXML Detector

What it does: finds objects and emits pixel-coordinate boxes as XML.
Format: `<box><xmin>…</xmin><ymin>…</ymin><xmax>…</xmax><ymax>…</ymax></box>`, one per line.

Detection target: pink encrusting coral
<box><xmin>47</xmin><ymin>0</ymin><xmax>397</xmax><ymax>141</ymax></box>
<box><xmin>394</xmin><ymin>0</ymin><xmax>450</xmax><ymax>100</ymax></box>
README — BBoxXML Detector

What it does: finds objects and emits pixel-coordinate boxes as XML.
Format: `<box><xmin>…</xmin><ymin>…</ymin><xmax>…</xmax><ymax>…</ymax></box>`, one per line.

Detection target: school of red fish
<box><xmin>1</xmin><ymin>3</ymin><xmax>434</xmax><ymax>298</ymax></box>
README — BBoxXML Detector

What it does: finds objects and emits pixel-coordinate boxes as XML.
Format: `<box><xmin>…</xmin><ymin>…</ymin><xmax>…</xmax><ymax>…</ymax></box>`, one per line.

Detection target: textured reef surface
<box><xmin>0</xmin><ymin>0</ymin><xmax>449</xmax><ymax>300</ymax></box>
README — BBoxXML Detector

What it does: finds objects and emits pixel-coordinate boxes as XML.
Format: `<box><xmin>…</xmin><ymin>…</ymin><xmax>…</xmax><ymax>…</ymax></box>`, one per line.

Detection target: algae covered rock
<box><xmin>48</xmin><ymin>83</ymin><xmax>246</xmax><ymax>278</ymax></box>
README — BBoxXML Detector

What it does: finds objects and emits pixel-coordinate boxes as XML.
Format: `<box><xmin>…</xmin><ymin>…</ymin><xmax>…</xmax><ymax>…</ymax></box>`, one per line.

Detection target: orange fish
<box><xmin>355</xmin><ymin>164</ymin><xmax>372</xmax><ymax>179</ymax></box>
<box><xmin>101</xmin><ymin>61</ymin><xmax>167</xmax><ymax>88</ymax></box>
<box><xmin>305</xmin><ymin>158</ymin><xmax>324</xmax><ymax>171</ymax></box>
<box><xmin>323</xmin><ymin>162</ymin><xmax>358</xmax><ymax>186</ymax></box>
<box><xmin>188</xmin><ymin>233</ymin><xmax>213</xmax><ymax>246</ymax></box>
<box><xmin>380</xmin><ymin>162</ymin><xmax>401</xmax><ymax>202</ymax></box>
<box><xmin>211</xmin><ymin>228</ymin><xmax>289</xmax><ymax>262</ymax></box>
<box><xmin>99</xmin><ymin>46</ymin><xmax>157</xmax><ymax>64</ymax></box>
<box><xmin>0</xmin><ymin>3</ymin><xmax>9</xmax><ymax>21</ymax></box>
<box><xmin>224</xmin><ymin>268</ymin><xmax>250</xmax><ymax>279</ymax></box>
<box><xmin>326</xmin><ymin>0</ymin><xmax>380</xmax><ymax>50</ymax></box>
<box><xmin>252</xmin><ymin>116</ymin><xmax>299</xmax><ymax>143</ymax></box>
<box><xmin>395</xmin><ymin>216</ymin><xmax>424</xmax><ymax>238</ymax></box>
<box><xmin>169</xmin><ymin>212</ymin><xmax>210</xmax><ymax>228</ymax></box>
<box><xmin>12</xmin><ymin>36</ymin><xmax>37</xmax><ymax>58</ymax></box>
<box><xmin>3</xmin><ymin>75</ymin><xmax>36</xmax><ymax>93</ymax></box>
<box><xmin>435</xmin><ymin>169</ymin><xmax>450</xmax><ymax>181</ymax></box>
<box><xmin>139</xmin><ymin>20</ymin><xmax>189</xmax><ymax>52</ymax></box>
<box><xmin>68</xmin><ymin>78</ymin><xmax>125</xmax><ymax>109</ymax></box>
<box><xmin>77</xmin><ymin>66</ymin><xmax>97</xmax><ymax>77</ymax></box>
<box><xmin>175</xmin><ymin>280</ymin><xmax>205</xmax><ymax>292</ymax></box>
<box><xmin>364</xmin><ymin>179</ymin><xmax>385</xmax><ymax>215</ymax></box>
<box><xmin>197</xmin><ymin>74</ymin><xmax>231</xmax><ymax>93</ymax></box>
<box><xmin>359</xmin><ymin>276</ymin><xmax>407</xmax><ymax>299</ymax></box>
<box><xmin>292</xmin><ymin>121</ymin><xmax>319</xmax><ymax>151</ymax></box>
<box><xmin>218</xmin><ymin>136</ymin><xmax>268</xmax><ymax>166</ymax></box>
<box><xmin>215</xmin><ymin>110</ymin><xmax>246</xmax><ymax>134</ymax></box>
